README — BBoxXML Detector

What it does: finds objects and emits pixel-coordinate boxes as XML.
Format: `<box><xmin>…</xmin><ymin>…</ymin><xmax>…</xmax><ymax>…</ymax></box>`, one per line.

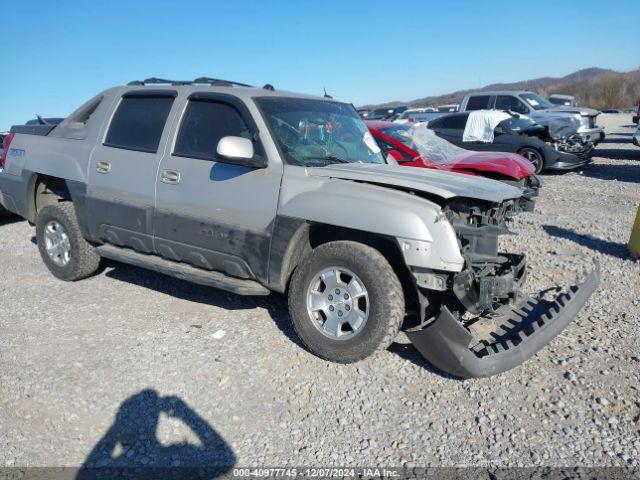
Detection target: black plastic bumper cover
<box><xmin>547</xmin><ymin>150</ymin><xmax>592</xmax><ymax>170</ymax></box>
<box><xmin>407</xmin><ymin>262</ymin><xmax>600</xmax><ymax>379</ymax></box>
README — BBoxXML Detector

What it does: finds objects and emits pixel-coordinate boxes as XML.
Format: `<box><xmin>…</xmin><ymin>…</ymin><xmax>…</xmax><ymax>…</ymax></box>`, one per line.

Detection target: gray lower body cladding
<box><xmin>407</xmin><ymin>262</ymin><xmax>599</xmax><ymax>378</ymax></box>
<box><xmin>96</xmin><ymin>244</ymin><xmax>269</xmax><ymax>296</ymax></box>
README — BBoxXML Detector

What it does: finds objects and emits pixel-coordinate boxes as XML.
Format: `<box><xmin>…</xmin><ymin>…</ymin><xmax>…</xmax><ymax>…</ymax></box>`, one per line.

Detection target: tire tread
<box><xmin>36</xmin><ymin>202</ymin><xmax>100</xmax><ymax>281</ymax></box>
<box><xmin>288</xmin><ymin>240</ymin><xmax>404</xmax><ymax>363</ymax></box>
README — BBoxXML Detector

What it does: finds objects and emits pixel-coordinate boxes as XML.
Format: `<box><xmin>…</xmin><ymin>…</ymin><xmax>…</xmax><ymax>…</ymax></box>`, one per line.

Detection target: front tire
<box><xmin>288</xmin><ymin>241</ymin><xmax>404</xmax><ymax>363</ymax></box>
<box><xmin>35</xmin><ymin>202</ymin><xmax>100</xmax><ymax>281</ymax></box>
<box><xmin>518</xmin><ymin>147</ymin><xmax>544</xmax><ymax>174</ymax></box>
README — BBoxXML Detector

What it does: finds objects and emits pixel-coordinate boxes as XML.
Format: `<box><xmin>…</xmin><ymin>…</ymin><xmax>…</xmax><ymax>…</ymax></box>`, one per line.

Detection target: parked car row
<box><xmin>426</xmin><ymin>110</ymin><xmax>593</xmax><ymax>174</ymax></box>
<box><xmin>359</xmin><ymin>89</ymin><xmax>604</xmax><ymax>174</ymax></box>
<box><xmin>0</xmin><ymin>78</ymin><xmax>599</xmax><ymax>379</ymax></box>
<box><xmin>361</xmin><ymin>105</ymin><xmax>407</xmax><ymax>121</ymax></box>
<box><xmin>393</xmin><ymin>108</ymin><xmax>444</xmax><ymax>125</ymax></box>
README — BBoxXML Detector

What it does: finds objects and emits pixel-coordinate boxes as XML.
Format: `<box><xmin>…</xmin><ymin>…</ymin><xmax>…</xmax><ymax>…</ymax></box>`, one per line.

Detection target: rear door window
<box><xmin>174</xmin><ymin>100</ymin><xmax>251</xmax><ymax>161</ymax></box>
<box><xmin>105</xmin><ymin>94</ymin><xmax>175</xmax><ymax>153</ymax></box>
<box><xmin>466</xmin><ymin>95</ymin><xmax>491</xmax><ymax>111</ymax></box>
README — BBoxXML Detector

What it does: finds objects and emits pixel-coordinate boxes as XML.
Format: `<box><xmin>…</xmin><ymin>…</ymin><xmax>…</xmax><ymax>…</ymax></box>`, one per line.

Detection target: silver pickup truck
<box><xmin>459</xmin><ymin>90</ymin><xmax>605</xmax><ymax>144</ymax></box>
<box><xmin>0</xmin><ymin>78</ymin><xmax>599</xmax><ymax>378</ymax></box>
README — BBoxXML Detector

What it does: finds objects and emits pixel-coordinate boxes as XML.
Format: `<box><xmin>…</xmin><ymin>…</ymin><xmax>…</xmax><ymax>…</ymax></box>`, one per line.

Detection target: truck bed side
<box><xmin>0</xmin><ymin>90</ymin><xmax>119</xmax><ymax>220</ymax></box>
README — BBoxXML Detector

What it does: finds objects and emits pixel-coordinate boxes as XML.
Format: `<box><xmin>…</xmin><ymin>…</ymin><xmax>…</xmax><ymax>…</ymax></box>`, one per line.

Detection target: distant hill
<box><xmin>362</xmin><ymin>68</ymin><xmax>640</xmax><ymax>110</ymax></box>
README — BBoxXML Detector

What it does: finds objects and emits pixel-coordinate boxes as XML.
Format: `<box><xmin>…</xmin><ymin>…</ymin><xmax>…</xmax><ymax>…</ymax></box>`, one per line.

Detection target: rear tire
<box><xmin>518</xmin><ymin>147</ymin><xmax>544</xmax><ymax>174</ymax></box>
<box><xmin>35</xmin><ymin>202</ymin><xmax>100</xmax><ymax>281</ymax></box>
<box><xmin>288</xmin><ymin>241</ymin><xmax>404</xmax><ymax>363</ymax></box>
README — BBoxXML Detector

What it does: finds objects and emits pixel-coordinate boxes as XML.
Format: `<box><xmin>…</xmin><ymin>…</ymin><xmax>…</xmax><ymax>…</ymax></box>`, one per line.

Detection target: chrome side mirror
<box><xmin>216</xmin><ymin>136</ymin><xmax>266</xmax><ymax>168</ymax></box>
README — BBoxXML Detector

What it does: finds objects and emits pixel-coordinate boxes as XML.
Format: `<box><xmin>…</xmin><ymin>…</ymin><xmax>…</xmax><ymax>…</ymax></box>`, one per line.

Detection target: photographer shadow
<box><xmin>77</xmin><ymin>389</ymin><xmax>235</xmax><ymax>479</ymax></box>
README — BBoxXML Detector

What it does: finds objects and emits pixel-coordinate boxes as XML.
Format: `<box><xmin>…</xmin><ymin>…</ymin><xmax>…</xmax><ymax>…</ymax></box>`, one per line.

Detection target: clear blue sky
<box><xmin>2</xmin><ymin>0</ymin><xmax>639</xmax><ymax>130</ymax></box>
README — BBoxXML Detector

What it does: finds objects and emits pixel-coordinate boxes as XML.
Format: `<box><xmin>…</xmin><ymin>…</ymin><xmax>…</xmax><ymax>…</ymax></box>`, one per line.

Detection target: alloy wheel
<box><xmin>306</xmin><ymin>266</ymin><xmax>369</xmax><ymax>340</ymax></box>
<box><xmin>44</xmin><ymin>220</ymin><xmax>71</xmax><ymax>267</ymax></box>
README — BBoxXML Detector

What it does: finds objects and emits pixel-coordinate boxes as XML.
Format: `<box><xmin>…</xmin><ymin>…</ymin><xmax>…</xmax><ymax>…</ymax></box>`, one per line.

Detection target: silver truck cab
<box><xmin>459</xmin><ymin>90</ymin><xmax>604</xmax><ymax>144</ymax></box>
<box><xmin>0</xmin><ymin>78</ymin><xmax>598</xmax><ymax>378</ymax></box>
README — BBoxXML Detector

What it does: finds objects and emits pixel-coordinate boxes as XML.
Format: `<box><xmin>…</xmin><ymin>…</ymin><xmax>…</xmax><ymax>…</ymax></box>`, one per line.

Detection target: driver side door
<box><xmin>153</xmin><ymin>93</ymin><xmax>283</xmax><ymax>283</ymax></box>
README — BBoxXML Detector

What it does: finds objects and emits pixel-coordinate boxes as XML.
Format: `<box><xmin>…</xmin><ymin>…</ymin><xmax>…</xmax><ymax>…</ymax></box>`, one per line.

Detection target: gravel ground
<box><xmin>0</xmin><ymin>114</ymin><xmax>638</xmax><ymax>472</ymax></box>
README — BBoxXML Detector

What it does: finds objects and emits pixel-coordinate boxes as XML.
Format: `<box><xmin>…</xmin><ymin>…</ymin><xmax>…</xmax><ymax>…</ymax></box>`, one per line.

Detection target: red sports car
<box><xmin>366</xmin><ymin>120</ymin><xmax>539</xmax><ymax>191</ymax></box>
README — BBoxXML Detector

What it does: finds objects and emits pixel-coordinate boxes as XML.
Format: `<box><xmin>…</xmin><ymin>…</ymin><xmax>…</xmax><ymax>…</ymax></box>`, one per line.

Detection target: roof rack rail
<box><xmin>127</xmin><ymin>77</ymin><xmax>257</xmax><ymax>88</ymax></box>
<box><xmin>193</xmin><ymin>77</ymin><xmax>253</xmax><ymax>88</ymax></box>
<box><xmin>127</xmin><ymin>77</ymin><xmax>193</xmax><ymax>86</ymax></box>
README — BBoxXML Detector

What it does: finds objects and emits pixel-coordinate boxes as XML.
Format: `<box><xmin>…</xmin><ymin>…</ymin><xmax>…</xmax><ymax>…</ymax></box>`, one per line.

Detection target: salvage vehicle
<box><xmin>366</xmin><ymin>105</ymin><xmax>407</xmax><ymax>120</ymax></box>
<box><xmin>393</xmin><ymin>108</ymin><xmax>444</xmax><ymax>125</ymax></box>
<box><xmin>438</xmin><ymin>104</ymin><xmax>458</xmax><ymax>113</ymax></box>
<box><xmin>0</xmin><ymin>78</ymin><xmax>599</xmax><ymax>378</ymax></box>
<box><xmin>427</xmin><ymin>111</ymin><xmax>592</xmax><ymax>174</ymax></box>
<box><xmin>366</xmin><ymin>120</ymin><xmax>539</xmax><ymax>197</ymax></box>
<box><xmin>459</xmin><ymin>91</ymin><xmax>604</xmax><ymax>144</ymax></box>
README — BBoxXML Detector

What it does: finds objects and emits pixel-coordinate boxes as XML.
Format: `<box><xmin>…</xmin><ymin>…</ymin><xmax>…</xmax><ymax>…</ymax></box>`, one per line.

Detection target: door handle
<box><xmin>161</xmin><ymin>169</ymin><xmax>181</xmax><ymax>184</ymax></box>
<box><xmin>96</xmin><ymin>161</ymin><xmax>111</xmax><ymax>173</ymax></box>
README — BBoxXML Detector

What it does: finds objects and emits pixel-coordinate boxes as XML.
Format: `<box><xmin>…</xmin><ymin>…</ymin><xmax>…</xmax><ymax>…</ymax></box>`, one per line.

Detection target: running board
<box><xmin>96</xmin><ymin>244</ymin><xmax>270</xmax><ymax>296</ymax></box>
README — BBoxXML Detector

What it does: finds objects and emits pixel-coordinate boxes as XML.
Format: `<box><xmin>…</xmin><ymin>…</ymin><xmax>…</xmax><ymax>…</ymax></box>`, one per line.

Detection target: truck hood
<box><xmin>307</xmin><ymin>163</ymin><xmax>523</xmax><ymax>203</ymax></box>
<box><xmin>543</xmin><ymin>106</ymin><xmax>600</xmax><ymax>117</ymax></box>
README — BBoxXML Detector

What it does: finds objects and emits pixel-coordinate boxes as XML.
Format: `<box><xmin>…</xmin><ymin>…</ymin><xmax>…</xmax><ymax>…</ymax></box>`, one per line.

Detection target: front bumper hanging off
<box><xmin>406</xmin><ymin>262</ymin><xmax>600</xmax><ymax>379</ymax></box>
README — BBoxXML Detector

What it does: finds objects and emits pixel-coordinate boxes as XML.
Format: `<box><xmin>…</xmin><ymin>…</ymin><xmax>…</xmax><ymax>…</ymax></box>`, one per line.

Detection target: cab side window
<box><xmin>104</xmin><ymin>94</ymin><xmax>175</xmax><ymax>153</ymax></box>
<box><xmin>174</xmin><ymin>100</ymin><xmax>250</xmax><ymax>161</ymax></box>
<box><xmin>495</xmin><ymin>95</ymin><xmax>529</xmax><ymax>114</ymax></box>
<box><xmin>466</xmin><ymin>95</ymin><xmax>491</xmax><ymax>110</ymax></box>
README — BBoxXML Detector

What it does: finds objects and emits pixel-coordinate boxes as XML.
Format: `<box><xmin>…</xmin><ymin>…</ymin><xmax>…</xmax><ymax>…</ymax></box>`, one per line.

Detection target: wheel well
<box><xmin>27</xmin><ymin>175</ymin><xmax>71</xmax><ymax>222</ymax></box>
<box><xmin>282</xmin><ymin>223</ymin><xmax>419</xmax><ymax>316</ymax></box>
<box><xmin>518</xmin><ymin>145</ymin><xmax>543</xmax><ymax>156</ymax></box>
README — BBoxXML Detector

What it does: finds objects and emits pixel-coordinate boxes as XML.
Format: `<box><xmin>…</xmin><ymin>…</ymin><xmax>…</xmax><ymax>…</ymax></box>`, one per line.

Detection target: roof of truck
<box><xmin>464</xmin><ymin>90</ymin><xmax>535</xmax><ymax>96</ymax></box>
<box><xmin>113</xmin><ymin>78</ymin><xmax>329</xmax><ymax>102</ymax></box>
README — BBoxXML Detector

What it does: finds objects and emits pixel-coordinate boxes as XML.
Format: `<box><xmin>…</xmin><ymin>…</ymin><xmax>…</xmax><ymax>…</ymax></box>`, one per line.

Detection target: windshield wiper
<box><xmin>303</xmin><ymin>155</ymin><xmax>352</xmax><ymax>165</ymax></box>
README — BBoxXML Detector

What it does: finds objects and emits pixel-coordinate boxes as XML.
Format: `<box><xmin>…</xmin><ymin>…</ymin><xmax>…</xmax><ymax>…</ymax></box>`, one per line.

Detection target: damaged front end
<box><xmin>554</xmin><ymin>133</ymin><xmax>594</xmax><ymax>162</ymax></box>
<box><xmin>406</xmin><ymin>198</ymin><xmax>599</xmax><ymax>378</ymax></box>
<box><xmin>523</xmin><ymin>123</ymin><xmax>594</xmax><ymax>163</ymax></box>
<box><xmin>494</xmin><ymin>177</ymin><xmax>538</xmax><ymax>212</ymax></box>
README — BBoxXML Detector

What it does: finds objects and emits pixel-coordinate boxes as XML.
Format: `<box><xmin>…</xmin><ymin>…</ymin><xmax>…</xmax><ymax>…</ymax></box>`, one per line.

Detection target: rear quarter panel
<box><xmin>8</xmin><ymin>134</ymin><xmax>94</xmax><ymax>182</ymax></box>
<box><xmin>4</xmin><ymin>88</ymin><xmax>119</xmax><ymax>182</ymax></box>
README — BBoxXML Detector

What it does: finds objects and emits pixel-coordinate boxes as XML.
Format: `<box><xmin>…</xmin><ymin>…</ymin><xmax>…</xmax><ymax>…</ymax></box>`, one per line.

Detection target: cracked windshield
<box><xmin>257</xmin><ymin>97</ymin><xmax>385</xmax><ymax>166</ymax></box>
